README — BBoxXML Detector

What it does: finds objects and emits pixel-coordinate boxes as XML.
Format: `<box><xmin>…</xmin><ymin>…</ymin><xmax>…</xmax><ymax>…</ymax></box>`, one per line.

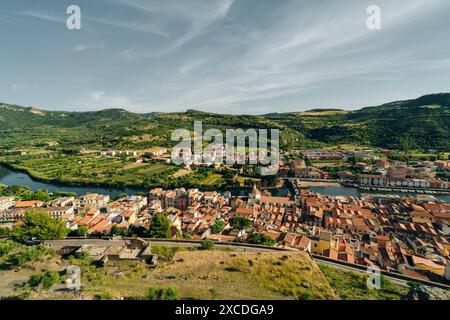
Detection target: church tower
<box><xmin>249</xmin><ymin>184</ymin><xmax>261</xmax><ymax>204</ymax></box>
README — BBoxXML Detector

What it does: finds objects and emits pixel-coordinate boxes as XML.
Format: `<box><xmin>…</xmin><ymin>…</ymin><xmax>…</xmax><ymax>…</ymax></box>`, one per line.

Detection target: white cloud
<box><xmin>82</xmin><ymin>91</ymin><xmax>146</xmax><ymax>111</ymax></box>
<box><xmin>73</xmin><ymin>44</ymin><xmax>88</xmax><ymax>52</ymax></box>
<box><xmin>16</xmin><ymin>10</ymin><xmax>65</xmax><ymax>24</ymax></box>
<box><xmin>12</xmin><ymin>83</ymin><xmax>25</xmax><ymax>90</ymax></box>
<box><xmin>89</xmin><ymin>91</ymin><xmax>105</xmax><ymax>101</ymax></box>
<box><xmin>6</xmin><ymin>0</ymin><xmax>450</xmax><ymax>113</ymax></box>
<box><xmin>72</xmin><ymin>42</ymin><xmax>105</xmax><ymax>52</ymax></box>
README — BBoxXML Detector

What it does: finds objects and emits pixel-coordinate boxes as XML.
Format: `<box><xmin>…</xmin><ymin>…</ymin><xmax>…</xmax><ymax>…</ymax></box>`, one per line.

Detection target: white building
<box><xmin>0</xmin><ymin>196</ymin><xmax>15</xmax><ymax>211</ymax></box>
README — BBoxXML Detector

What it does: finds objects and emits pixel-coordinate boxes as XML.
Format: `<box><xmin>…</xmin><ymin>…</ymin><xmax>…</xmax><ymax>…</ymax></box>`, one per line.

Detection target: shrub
<box><xmin>248</xmin><ymin>233</ymin><xmax>276</xmax><ymax>246</ymax></box>
<box><xmin>68</xmin><ymin>226</ymin><xmax>88</xmax><ymax>237</ymax></box>
<box><xmin>201</xmin><ymin>240</ymin><xmax>214</xmax><ymax>250</ymax></box>
<box><xmin>164</xmin><ymin>287</ymin><xmax>178</xmax><ymax>300</ymax></box>
<box><xmin>0</xmin><ymin>227</ymin><xmax>11</xmax><ymax>236</ymax></box>
<box><xmin>144</xmin><ymin>286</ymin><xmax>178</xmax><ymax>300</ymax></box>
<box><xmin>28</xmin><ymin>270</ymin><xmax>60</xmax><ymax>290</ymax></box>
<box><xmin>0</xmin><ymin>240</ymin><xmax>18</xmax><ymax>255</ymax></box>
<box><xmin>151</xmin><ymin>246</ymin><xmax>184</xmax><ymax>262</ymax></box>
<box><xmin>298</xmin><ymin>292</ymin><xmax>313</xmax><ymax>300</ymax></box>
<box><xmin>407</xmin><ymin>280</ymin><xmax>421</xmax><ymax>289</ymax></box>
<box><xmin>94</xmin><ymin>292</ymin><xmax>115</xmax><ymax>300</ymax></box>
<box><xmin>1</xmin><ymin>244</ymin><xmax>54</xmax><ymax>269</ymax></box>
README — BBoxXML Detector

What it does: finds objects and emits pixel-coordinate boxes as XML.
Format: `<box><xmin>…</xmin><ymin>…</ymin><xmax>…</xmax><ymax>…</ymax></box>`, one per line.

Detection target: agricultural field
<box><xmin>235</xmin><ymin>176</ymin><xmax>259</xmax><ymax>187</ymax></box>
<box><xmin>0</xmin><ymin>153</ymin><xmax>173</xmax><ymax>186</ymax></box>
<box><xmin>0</xmin><ymin>151</ymin><xmax>227</xmax><ymax>190</ymax></box>
<box><xmin>199</xmin><ymin>173</ymin><xmax>223</xmax><ymax>186</ymax></box>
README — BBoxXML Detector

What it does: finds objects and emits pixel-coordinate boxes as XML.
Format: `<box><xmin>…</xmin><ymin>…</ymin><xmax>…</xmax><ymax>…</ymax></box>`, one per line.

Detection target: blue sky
<box><xmin>1</xmin><ymin>0</ymin><xmax>450</xmax><ymax>114</ymax></box>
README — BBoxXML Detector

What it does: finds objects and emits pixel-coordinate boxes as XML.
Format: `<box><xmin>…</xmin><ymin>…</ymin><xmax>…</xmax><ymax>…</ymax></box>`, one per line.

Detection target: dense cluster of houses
<box><xmin>357</xmin><ymin>158</ymin><xmax>450</xmax><ymax>190</ymax></box>
<box><xmin>1</xmin><ymin>183</ymin><xmax>449</xmax><ymax>283</ymax></box>
<box><xmin>301</xmin><ymin>149</ymin><xmax>344</xmax><ymax>161</ymax></box>
<box><xmin>278</xmin><ymin>159</ymin><xmax>330</xmax><ymax>179</ymax></box>
<box><xmin>277</xmin><ymin>149</ymin><xmax>449</xmax><ymax>191</ymax></box>
<box><xmin>300</xmin><ymin>190</ymin><xmax>450</xmax><ymax>282</ymax></box>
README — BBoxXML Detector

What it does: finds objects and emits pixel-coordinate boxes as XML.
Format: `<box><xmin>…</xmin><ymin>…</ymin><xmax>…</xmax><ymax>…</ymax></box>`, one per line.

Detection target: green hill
<box><xmin>1</xmin><ymin>93</ymin><xmax>449</xmax><ymax>151</ymax></box>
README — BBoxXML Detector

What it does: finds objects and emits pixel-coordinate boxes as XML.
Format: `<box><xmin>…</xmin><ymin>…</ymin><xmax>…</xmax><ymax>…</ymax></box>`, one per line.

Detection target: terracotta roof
<box><xmin>297</xmin><ymin>236</ymin><xmax>311</xmax><ymax>250</ymax></box>
<box><xmin>260</xmin><ymin>196</ymin><xmax>293</xmax><ymax>205</ymax></box>
<box><xmin>14</xmin><ymin>200</ymin><xmax>43</xmax><ymax>208</ymax></box>
<box><xmin>323</xmin><ymin>248</ymin><xmax>338</xmax><ymax>259</ymax></box>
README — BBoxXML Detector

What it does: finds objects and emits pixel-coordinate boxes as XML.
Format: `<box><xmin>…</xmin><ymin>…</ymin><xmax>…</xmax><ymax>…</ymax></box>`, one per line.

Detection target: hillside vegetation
<box><xmin>0</xmin><ymin>247</ymin><xmax>409</xmax><ymax>300</ymax></box>
<box><xmin>1</xmin><ymin>93</ymin><xmax>449</xmax><ymax>151</ymax></box>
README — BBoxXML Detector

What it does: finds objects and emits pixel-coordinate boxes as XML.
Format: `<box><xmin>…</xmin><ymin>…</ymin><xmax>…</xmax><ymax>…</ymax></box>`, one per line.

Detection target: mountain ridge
<box><xmin>2</xmin><ymin>93</ymin><xmax>449</xmax><ymax>116</ymax></box>
<box><xmin>0</xmin><ymin>93</ymin><xmax>449</xmax><ymax>151</ymax></box>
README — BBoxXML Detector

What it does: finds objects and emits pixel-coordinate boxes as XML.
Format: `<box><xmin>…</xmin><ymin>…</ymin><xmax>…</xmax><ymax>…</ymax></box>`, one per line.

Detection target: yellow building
<box><xmin>412</xmin><ymin>255</ymin><xmax>445</xmax><ymax>276</ymax></box>
<box><xmin>311</xmin><ymin>230</ymin><xmax>336</xmax><ymax>255</ymax></box>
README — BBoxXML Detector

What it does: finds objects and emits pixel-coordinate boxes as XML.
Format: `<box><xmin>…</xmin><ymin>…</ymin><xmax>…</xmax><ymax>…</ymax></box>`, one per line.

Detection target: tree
<box><xmin>110</xmin><ymin>225</ymin><xmax>127</xmax><ymax>237</ymax></box>
<box><xmin>13</xmin><ymin>210</ymin><xmax>68</xmax><ymax>242</ymax></box>
<box><xmin>31</xmin><ymin>190</ymin><xmax>50</xmax><ymax>202</ymax></box>
<box><xmin>68</xmin><ymin>226</ymin><xmax>87</xmax><ymax>237</ymax></box>
<box><xmin>147</xmin><ymin>214</ymin><xmax>171</xmax><ymax>239</ymax></box>
<box><xmin>305</xmin><ymin>157</ymin><xmax>313</xmax><ymax>167</ymax></box>
<box><xmin>128</xmin><ymin>225</ymin><xmax>147</xmax><ymax>237</ymax></box>
<box><xmin>229</xmin><ymin>216</ymin><xmax>252</xmax><ymax>230</ymax></box>
<box><xmin>248</xmin><ymin>233</ymin><xmax>276</xmax><ymax>246</ymax></box>
<box><xmin>210</xmin><ymin>220</ymin><xmax>225</xmax><ymax>234</ymax></box>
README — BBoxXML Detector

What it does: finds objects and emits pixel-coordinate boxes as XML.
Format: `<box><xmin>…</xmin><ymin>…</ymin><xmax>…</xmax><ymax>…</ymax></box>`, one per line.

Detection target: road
<box><xmin>44</xmin><ymin>238</ymin><xmax>290</xmax><ymax>252</ymax></box>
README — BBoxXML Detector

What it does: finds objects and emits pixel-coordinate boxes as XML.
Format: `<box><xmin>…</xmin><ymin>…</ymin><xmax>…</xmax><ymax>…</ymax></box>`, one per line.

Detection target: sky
<box><xmin>0</xmin><ymin>0</ymin><xmax>450</xmax><ymax>114</ymax></box>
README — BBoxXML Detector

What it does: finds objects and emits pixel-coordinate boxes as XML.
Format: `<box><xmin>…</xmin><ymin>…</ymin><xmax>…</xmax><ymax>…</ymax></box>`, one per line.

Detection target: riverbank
<box><xmin>296</xmin><ymin>180</ymin><xmax>342</xmax><ymax>188</ymax></box>
<box><xmin>0</xmin><ymin>161</ymin><xmax>145</xmax><ymax>190</ymax></box>
<box><xmin>0</xmin><ymin>160</ymin><xmax>221</xmax><ymax>193</ymax></box>
<box><xmin>0</xmin><ymin>165</ymin><xmax>145</xmax><ymax>197</ymax></box>
<box><xmin>1</xmin><ymin>165</ymin><xmax>449</xmax><ymax>201</ymax></box>
<box><xmin>344</xmin><ymin>182</ymin><xmax>450</xmax><ymax>196</ymax></box>
<box><xmin>0</xmin><ymin>165</ymin><xmax>285</xmax><ymax>198</ymax></box>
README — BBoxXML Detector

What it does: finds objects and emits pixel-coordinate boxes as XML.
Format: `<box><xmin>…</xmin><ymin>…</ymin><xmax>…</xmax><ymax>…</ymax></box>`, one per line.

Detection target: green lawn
<box><xmin>199</xmin><ymin>174</ymin><xmax>223</xmax><ymax>186</ymax></box>
<box><xmin>318</xmin><ymin>264</ymin><xmax>408</xmax><ymax>300</ymax></box>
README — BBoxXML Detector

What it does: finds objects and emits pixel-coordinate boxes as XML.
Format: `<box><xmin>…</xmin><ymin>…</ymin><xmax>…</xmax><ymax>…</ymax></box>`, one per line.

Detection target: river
<box><xmin>0</xmin><ymin>166</ymin><xmax>449</xmax><ymax>201</ymax></box>
<box><xmin>0</xmin><ymin>166</ymin><xmax>145</xmax><ymax>197</ymax></box>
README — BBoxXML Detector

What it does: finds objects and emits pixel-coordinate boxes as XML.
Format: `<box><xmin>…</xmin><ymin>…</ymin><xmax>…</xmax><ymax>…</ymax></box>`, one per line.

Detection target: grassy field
<box><xmin>0</xmin><ymin>250</ymin><xmax>337</xmax><ymax>300</ymax></box>
<box><xmin>0</xmin><ymin>244</ymin><xmax>414</xmax><ymax>300</ymax></box>
<box><xmin>171</xmin><ymin>169</ymin><xmax>192</xmax><ymax>178</ymax></box>
<box><xmin>199</xmin><ymin>173</ymin><xmax>223</xmax><ymax>186</ymax></box>
<box><xmin>318</xmin><ymin>264</ymin><xmax>408</xmax><ymax>300</ymax></box>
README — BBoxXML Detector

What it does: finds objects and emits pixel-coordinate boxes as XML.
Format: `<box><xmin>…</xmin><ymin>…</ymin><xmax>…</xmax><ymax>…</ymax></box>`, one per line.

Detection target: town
<box><xmin>1</xmin><ymin>165</ymin><xmax>449</xmax><ymax>285</ymax></box>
